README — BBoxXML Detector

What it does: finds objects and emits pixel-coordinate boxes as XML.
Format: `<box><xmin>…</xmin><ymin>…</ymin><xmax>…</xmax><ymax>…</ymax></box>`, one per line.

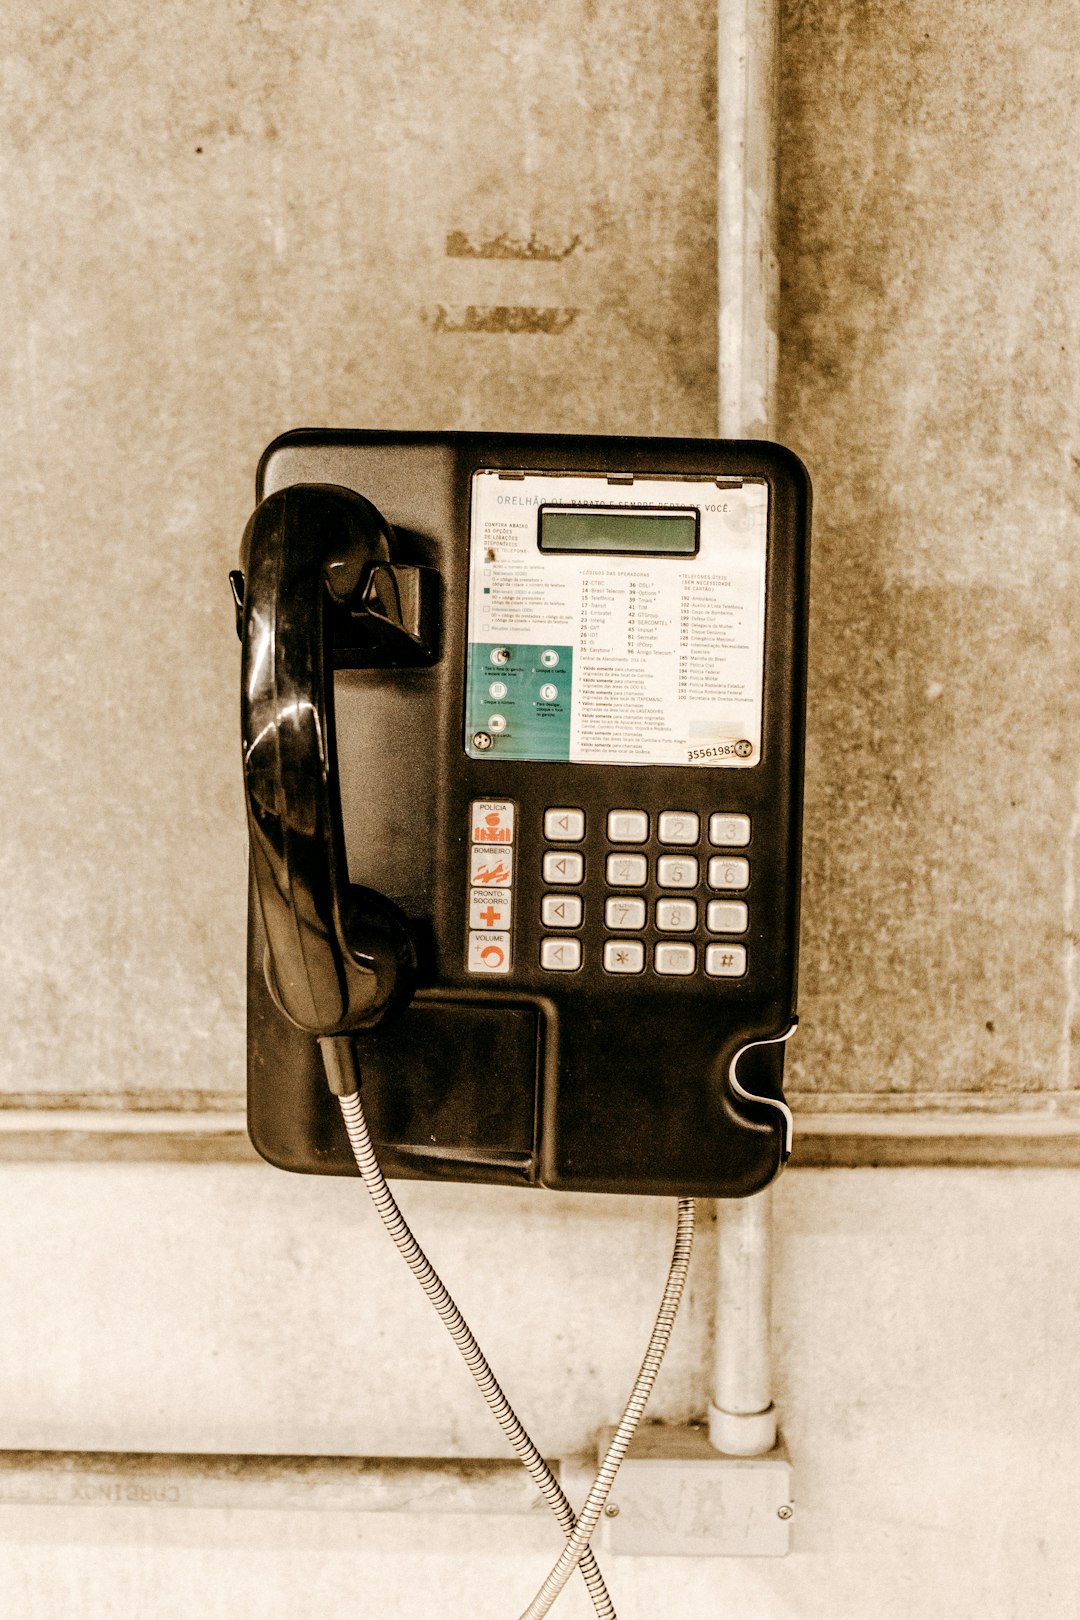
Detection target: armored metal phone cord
<box><xmin>325</xmin><ymin>1038</ymin><xmax>695</xmax><ymax>1620</ymax></box>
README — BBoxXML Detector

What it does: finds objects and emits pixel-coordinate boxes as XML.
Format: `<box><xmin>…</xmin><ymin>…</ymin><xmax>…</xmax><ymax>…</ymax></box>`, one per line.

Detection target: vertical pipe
<box><xmin>717</xmin><ymin>0</ymin><xmax>780</xmax><ymax>439</ymax></box>
<box><xmin>711</xmin><ymin>0</ymin><xmax>781</xmax><ymax>1458</ymax></box>
<box><xmin>709</xmin><ymin>1193</ymin><xmax>777</xmax><ymax>1454</ymax></box>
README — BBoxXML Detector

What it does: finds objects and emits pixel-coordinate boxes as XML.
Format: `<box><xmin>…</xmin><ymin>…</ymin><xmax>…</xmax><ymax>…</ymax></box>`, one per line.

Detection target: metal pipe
<box><xmin>717</xmin><ymin>0</ymin><xmax>779</xmax><ymax>439</ymax></box>
<box><xmin>709</xmin><ymin>1193</ymin><xmax>778</xmax><ymax>1454</ymax></box>
<box><xmin>0</xmin><ymin>1450</ymin><xmax>549</xmax><ymax>1515</ymax></box>
<box><xmin>712</xmin><ymin>0</ymin><xmax>781</xmax><ymax>1459</ymax></box>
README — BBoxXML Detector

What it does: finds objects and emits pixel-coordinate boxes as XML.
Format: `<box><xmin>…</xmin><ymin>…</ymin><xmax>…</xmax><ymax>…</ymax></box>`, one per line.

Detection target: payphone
<box><xmin>232</xmin><ymin>430</ymin><xmax>810</xmax><ymax>1616</ymax></box>
<box><xmin>235</xmin><ymin>430</ymin><xmax>810</xmax><ymax>1199</ymax></box>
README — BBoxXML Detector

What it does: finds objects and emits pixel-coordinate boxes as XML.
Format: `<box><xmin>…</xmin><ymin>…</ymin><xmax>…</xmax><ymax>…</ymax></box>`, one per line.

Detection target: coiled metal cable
<box><xmin>333</xmin><ymin>1046</ymin><xmax>695</xmax><ymax>1620</ymax></box>
<box><xmin>335</xmin><ymin>1083</ymin><xmax>616</xmax><ymax>1619</ymax></box>
<box><xmin>517</xmin><ymin>1195</ymin><xmax>695</xmax><ymax>1619</ymax></box>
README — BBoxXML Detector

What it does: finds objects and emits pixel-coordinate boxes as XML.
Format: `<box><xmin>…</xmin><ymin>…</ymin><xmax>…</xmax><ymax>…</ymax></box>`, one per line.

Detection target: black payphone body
<box><xmin>238</xmin><ymin>431</ymin><xmax>810</xmax><ymax>1199</ymax></box>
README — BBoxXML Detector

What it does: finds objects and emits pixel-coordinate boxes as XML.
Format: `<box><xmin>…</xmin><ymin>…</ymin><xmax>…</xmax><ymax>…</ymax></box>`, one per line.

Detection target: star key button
<box><xmin>603</xmin><ymin>940</ymin><xmax>645</xmax><ymax>974</ymax></box>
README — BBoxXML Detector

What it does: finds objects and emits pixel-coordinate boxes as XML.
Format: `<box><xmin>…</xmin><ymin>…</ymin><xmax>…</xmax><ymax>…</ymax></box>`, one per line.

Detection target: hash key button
<box><xmin>705</xmin><ymin>943</ymin><xmax>747</xmax><ymax>977</ymax></box>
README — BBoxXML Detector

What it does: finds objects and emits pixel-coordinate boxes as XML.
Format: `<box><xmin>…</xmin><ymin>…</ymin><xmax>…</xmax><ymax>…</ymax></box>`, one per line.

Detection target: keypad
<box><xmin>536</xmin><ymin>803</ymin><xmax>752</xmax><ymax>978</ymax></box>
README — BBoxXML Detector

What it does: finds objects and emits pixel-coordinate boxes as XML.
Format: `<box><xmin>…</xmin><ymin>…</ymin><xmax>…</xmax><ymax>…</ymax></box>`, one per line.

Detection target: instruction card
<box><xmin>464</xmin><ymin>469</ymin><xmax>768</xmax><ymax>768</ymax></box>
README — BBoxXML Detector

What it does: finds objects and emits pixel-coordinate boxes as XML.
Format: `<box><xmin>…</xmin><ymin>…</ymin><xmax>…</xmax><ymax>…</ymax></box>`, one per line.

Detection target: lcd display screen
<box><xmin>538</xmin><ymin>507</ymin><xmax>699</xmax><ymax>556</ymax></box>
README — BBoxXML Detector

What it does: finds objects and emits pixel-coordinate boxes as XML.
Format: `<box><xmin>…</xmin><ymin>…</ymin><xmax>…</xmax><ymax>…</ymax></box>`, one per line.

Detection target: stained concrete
<box><xmin>2</xmin><ymin>5</ymin><xmax>1080</xmax><ymax>1613</ymax></box>
<box><xmin>3</xmin><ymin>0</ymin><xmax>1077</xmax><ymax>1118</ymax></box>
<box><xmin>779</xmin><ymin>0</ymin><xmax>1080</xmax><ymax>1112</ymax></box>
<box><xmin>0</xmin><ymin>0</ymin><xmax>717</xmax><ymax>1108</ymax></box>
<box><xmin>2</xmin><ymin>1164</ymin><xmax>1079</xmax><ymax>1617</ymax></box>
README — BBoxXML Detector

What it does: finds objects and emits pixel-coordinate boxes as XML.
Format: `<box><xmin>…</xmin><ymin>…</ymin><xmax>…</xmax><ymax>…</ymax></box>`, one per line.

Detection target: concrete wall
<box><xmin>2</xmin><ymin>0</ymin><xmax>1079</xmax><ymax>1615</ymax></box>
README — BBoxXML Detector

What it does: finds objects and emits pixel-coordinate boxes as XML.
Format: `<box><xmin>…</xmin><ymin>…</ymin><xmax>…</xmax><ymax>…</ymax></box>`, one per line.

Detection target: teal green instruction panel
<box><xmin>464</xmin><ymin>469</ymin><xmax>769</xmax><ymax>768</ymax></box>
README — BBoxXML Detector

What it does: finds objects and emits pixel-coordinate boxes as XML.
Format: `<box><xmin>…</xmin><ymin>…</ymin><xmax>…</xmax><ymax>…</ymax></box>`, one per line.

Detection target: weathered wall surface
<box><xmin>1</xmin><ymin>0</ymin><xmax>717</xmax><ymax>1108</ymax></box>
<box><xmin>781</xmin><ymin>0</ymin><xmax>1080</xmax><ymax>1115</ymax></box>
<box><xmin>2</xmin><ymin>1</ymin><xmax>1080</xmax><ymax>1617</ymax></box>
<box><xmin>3</xmin><ymin>0</ymin><xmax>1076</xmax><ymax>1117</ymax></box>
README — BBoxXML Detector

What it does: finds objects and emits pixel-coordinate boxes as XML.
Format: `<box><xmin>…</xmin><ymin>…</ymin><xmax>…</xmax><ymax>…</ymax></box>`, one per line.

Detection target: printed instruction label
<box><xmin>464</xmin><ymin>470</ymin><xmax>768</xmax><ymax>767</ymax></box>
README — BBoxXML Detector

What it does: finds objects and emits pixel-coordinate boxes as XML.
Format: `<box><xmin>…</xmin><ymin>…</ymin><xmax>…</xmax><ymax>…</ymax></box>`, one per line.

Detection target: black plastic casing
<box><xmin>244</xmin><ymin>430</ymin><xmax>811</xmax><ymax>1198</ymax></box>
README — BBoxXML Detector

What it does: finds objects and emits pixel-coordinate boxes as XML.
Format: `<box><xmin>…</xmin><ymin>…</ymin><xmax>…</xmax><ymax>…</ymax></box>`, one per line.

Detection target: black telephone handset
<box><xmin>235</xmin><ymin>483</ymin><xmax>435</xmax><ymax>1042</ymax></box>
<box><xmin>236</xmin><ymin>432</ymin><xmax>810</xmax><ymax>1199</ymax></box>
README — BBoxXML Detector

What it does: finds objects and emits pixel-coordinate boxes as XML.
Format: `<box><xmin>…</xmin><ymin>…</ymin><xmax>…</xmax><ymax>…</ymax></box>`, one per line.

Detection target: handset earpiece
<box><xmin>237</xmin><ymin>482</ymin><xmax>419</xmax><ymax>1036</ymax></box>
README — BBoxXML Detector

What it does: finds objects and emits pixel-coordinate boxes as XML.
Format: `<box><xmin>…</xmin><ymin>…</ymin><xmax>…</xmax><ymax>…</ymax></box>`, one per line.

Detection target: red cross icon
<box><xmin>480</xmin><ymin>904</ymin><xmax>500</xmax><ymax>927</ymax></box>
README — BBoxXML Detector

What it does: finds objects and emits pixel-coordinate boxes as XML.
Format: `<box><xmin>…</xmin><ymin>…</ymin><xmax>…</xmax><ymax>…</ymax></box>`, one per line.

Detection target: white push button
<box><xmin>471</xmin><ymin>844</ymin><xmax>514</xmax><ymax>887</ymax></box>
<box><xmin>709</xmin><ymin>814</ymin><xmax>751</xmax><ymax>847</ymax></box>
<box><xmin>656</xmin><ymin>899</ymin><xmax>697</xmax><ymax>932</ymax></box>
<box><xmin>606</xmin><ymin>853</ymin><xmax>648</xmax><ymax>887</ymax></box>
<box><xmin>654</xmin><ymin>942</ymin><xmax>696</xmax><ymax>976</ymax></box>
<box><xmin>656</xmin><ymin>855</ymin><xmax>698</xmax><ymax>889</ymax></box>
<box><xmin>706</xmin><ymin>900</ymin><xmax>748</xmax><ymax>934</ymax></box>
<box><xmin>605</xmin><ymin>896</ymin><xmax>646</xmax><ymax>930</ymax></box>
<box><xmin>543</xmin><ymin>850</ymin><xmax>584</xmax><ymax>884</ymax></box>
<box><xmin>544</xmin><ymin>808</ymin><xmax>585</xmax><ymax>842</ymax></box>
<box><xmin>707</xmin><ymin>856</ymin><xmax>749</xmax><ymax>891</ymax></box>
<box><xmin>540</xmin><ymin>937</ymin><xmax>582</xmax><ymax>971</ymax></box>
<box><xmin>468</xmin><ymin>931</ymin><xmax>511</xmax><ymax>973</ymax></box>
<box><xmin>658</xmin><ymin>812</ymin><xmax>699</xmax><ymax>845</ymax></box>
<box><xmin>541</xmin><ymin>893</ymin><xmax>583</xmax><ymax>928</ymax></box>
<box><xmin>705</xmin><ymin>943</ymin><xmax>747</xmax><ymax>977</ymax></box>
<box><xmin>542</xmin><ymin>850</ymin><xmax>583</xmax><ymax>884</ymax></box>
<box><xmin>471</xmin><ymin>801</ymin><xmax>515</xmax><ymax>844</ymax></box>
<box><xmin>470</xmin><ymin>888</ymin><xmax>511</xmax><ymax>930</ymax></box>
<box><xmin>607</xmin><ymin>810</ymin><xmax>648</xmax><ymax>843</ymax></box>
<box><xmin>603</xmin><ymin>940</ymin><xmax>645</xmax><ymax>974</ymax></box>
